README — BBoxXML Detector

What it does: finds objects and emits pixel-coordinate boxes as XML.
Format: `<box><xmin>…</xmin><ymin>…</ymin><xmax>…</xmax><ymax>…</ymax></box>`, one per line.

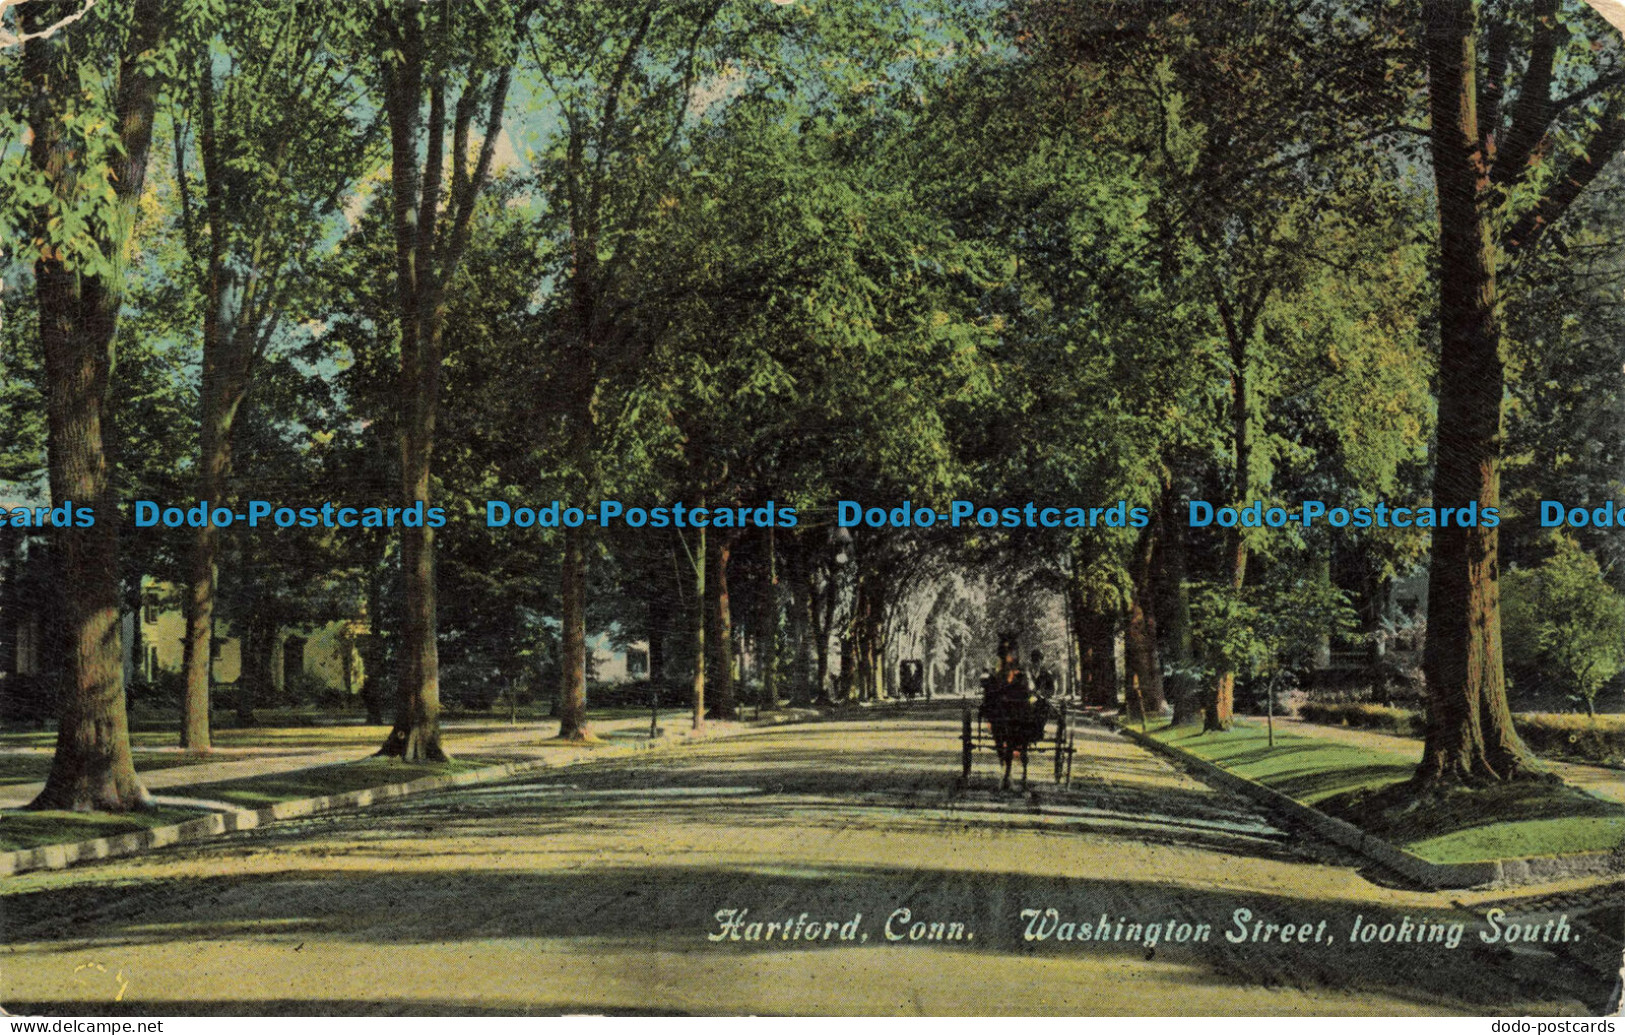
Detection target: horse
<box><xmin>979</xmin><ymin>677</ymin><xmax>1054</xmax><ymax>791</ymax></box>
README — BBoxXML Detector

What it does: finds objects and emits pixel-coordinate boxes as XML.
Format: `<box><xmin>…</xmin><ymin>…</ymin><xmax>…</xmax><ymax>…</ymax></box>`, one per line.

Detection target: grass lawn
<box><xmin>0</xmin><ymin>753</ymin><xmax>59</xmax><ymax>786</ymax></box>
<box><xmin>0</xmin><ymin>751</ymin><xmax>251</xmax><ymax>788</ymax></box>
<box><xmin>0</xmin><ymin>725</ymin><xmax>392</xmax><ymax>753</ymax></box>
<box><xmin>0</xmin><ymin>806</ymin><xmax>202</xmax><ymax>852</ymax></box>
<box><xmin>1142</xmin><ymin>718</ymin><xmax>1625</xmax><ymax>864</ymax></box>
<box><xmin>2</xmin><ymin>756</ymin><xmax>515</xmax><ymax>853</ymax></box>
<box><xmin>1146</xmin><ymin>718</ymin><xmax>1418</xmax><ymax>804</ymax></box>
<box><xmin>181</xmin><ymin>757</ymin><xmax>496</xmax><ymax>808</ymax></box>
<box><xmin>0</xmin><ymin>708</ymin><xmax>688</xmax><ymax>755</ymax></box>
<box><xmin>154</xmin><ymin>725</ymin><xmax>392</xmax><ymax>752</ymax></box>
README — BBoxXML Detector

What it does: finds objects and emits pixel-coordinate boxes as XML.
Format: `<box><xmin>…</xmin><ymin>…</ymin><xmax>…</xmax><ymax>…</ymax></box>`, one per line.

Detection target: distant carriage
<box><xmin>899</xmin><ymin>659</ymin><xmax>925</xmax><ymax>699</ymax></box>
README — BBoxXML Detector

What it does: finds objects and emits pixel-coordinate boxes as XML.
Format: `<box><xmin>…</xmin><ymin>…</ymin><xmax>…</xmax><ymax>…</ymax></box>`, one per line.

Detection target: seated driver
<box><xmin>1030</xmin><ymin>649</ymin><xmax>1057</xmax><ymax>699</ymax></box>
<box><xmin>994</xmin><ymin>634</ymin><xmax>1031</xmax><ymax>706</ymax></box>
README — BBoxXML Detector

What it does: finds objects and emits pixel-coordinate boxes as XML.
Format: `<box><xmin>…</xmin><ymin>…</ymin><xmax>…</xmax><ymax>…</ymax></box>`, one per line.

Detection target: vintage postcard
<box><xmin>1</xmin><ymin>0</ymin><xmax>1623</xmax><ymax>1019</ymax></box>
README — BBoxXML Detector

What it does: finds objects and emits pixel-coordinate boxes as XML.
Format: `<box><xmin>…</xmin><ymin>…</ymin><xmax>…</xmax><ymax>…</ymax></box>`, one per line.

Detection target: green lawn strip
<box><xmin>1145</xmin><ymin>719</ymin><xmax>1417</xmax><ymax>804</ymax></box>
<box><xmin>154</xmin><ymin>726</ymin><xmax>391</xmax><ymax>752</ymax></box>
<box><xmin>1404</xmin><ymin>816</ymin><xmax>1625</xmax><ymax>862</ymax></box>
<box><xmin>0</xmin><ymin>753</ymin><xmax>57</xmax><ymax>785</ymax></box>
<box><xmin>2</xmin><ymin>709</ymin><xmax>674</xmax><ymax>753</ymax></box>
<box><xmin>0</xmin><ymin>806</ymin><xmax>200</xmax><ymax>852</ymax></box>
<box><xmin>0</xmin><ymin>751</ymin><xmax>254</xmax><ymax>789</ymax></box>
<box><xmin>177</xmin><ymin>756</ymin><xmax>501</xmax><ymax>808</ymax></box>
<box><xmin>1140</xmin><ymin>718</ymin><xmax>1625</xmax><ymax>864</ymax></box>
<box><xmin>1</xmin><ymin>753</ymin><xmax>525</xmax><ymax>853</ymax></box>
<box><xmin>1318</xmin><ymin>777</ymin><xmax>1625</xmax><ymax>864</ymax></box>
<box><xmin>0</xmin><ymin>727</ymin><xmax>391</xmax><ymax>752</ymax></box>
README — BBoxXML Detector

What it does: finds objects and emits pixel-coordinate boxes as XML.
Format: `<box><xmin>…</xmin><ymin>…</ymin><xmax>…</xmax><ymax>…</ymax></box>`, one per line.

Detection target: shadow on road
<box><xmin>6</xmin><ymin>860</ymin><xmax>1621</xmax><ymax>1015</ymax></box>
<box><xmin>5</xmin><ymin>715</ymin><xmax>1620</xmax><ymax>1016</ymax></box>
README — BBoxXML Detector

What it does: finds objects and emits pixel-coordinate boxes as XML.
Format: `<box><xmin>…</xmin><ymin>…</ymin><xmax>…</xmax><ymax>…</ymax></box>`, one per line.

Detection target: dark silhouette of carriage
<box><xmin>962</xmin><ymin>696</ymin><xmax>1074</xmax><ymax>789</ymax></box>
<box><xmin>898</xmin><ymin>659</ymin><xmax>925</xmax><ymax>699</ymax></box>
<box><xmin>960</xmin><ymin>636</ymin><xmax>1075</xmax><ymax>789</ymax></box>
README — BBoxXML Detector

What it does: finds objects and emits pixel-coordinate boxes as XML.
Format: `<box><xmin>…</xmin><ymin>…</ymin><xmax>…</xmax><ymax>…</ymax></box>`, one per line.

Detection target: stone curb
<box><xmin>0</xmin><ymin>720</ymin><xmax>750</xmax><ymax>879</ymax></box>
<box><xmin>1107</xmin><ymin>719</ymin><xmax>1622</xmax><ymax>890</ymax></box>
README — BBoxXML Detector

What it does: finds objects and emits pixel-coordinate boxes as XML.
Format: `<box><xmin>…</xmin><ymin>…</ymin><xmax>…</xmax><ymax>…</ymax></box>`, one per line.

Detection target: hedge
<box><xmin>1514</xmin><ymin>712</ymin><xmax>1625</xmax><ymax>767</ymax></box>
<box><xmin>1298</xmin><ymin>701</ymin><xmax>1424</xmax><ymax>737</ymax></box>
<box><xmin>1296</xmin><ymin>702</ymin><xmax>1625</xmax><ymax>766</ymax></box>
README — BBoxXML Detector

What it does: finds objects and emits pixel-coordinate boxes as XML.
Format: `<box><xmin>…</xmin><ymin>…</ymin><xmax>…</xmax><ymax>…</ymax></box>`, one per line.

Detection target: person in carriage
<box><xmin>978</xmin><ymin>633</ymin><xmax>1054</xmax><ymax>790</ymax></box>
<box><xmin>1030</xmin><ymin>649</ymin><xmax>1058</xmax><ymax>700</ymax></box>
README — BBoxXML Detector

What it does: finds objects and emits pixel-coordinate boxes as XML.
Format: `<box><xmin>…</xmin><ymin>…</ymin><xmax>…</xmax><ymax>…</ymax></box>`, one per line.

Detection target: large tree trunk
<box><xmin>375</xmin><ymin>8</ymin><xmax>513</xmax><ymax>760</ymax></box>
<box><xmin>381</xmin><ymin>219</ymin><xmax>447</xmax><ymax>759</ymax></box>
<box><xmin>691</xmin><ymin>522</ymin><xmax>706</xmax><ymax>729</ymax></box>
<box><xmin>757</xmin><ymin>525</ymin><xmax>779</xmax><ymax>708</ymax></box>
<box><xmin>179</xmin><ymin>493</ymin><xmax>217</xmax><ymax>749</ymax></box>
<box><xmin>25</xmin><ymin>0</ymin><xmax>166</xmax><ymax>812</ymax></box>
<box><xmin>375</xmin><ymin>14</ymin><xmax>440</xmax><ymax>761</ymax></box>
<box><xmin>384</xmin><ymin>486</ymin><xmax>445</xmax><ymax>759</ymax></box>
<box><xmin>706</xmin><ymin>534</ymin><xmax>736</xmax><ymax>718</ymax></box>
<box><xmin>557</xmin><ymin>519</ymin><xmax>591</xmax><ymax>739</ymax></box>
<box><xmin>1156</xmin><ymin>481</ymin><xmax>1200</xmax><ymax>724</ymax></box>
<box><xmin>1206</xmin><ymin>292</ymin><xmax>1254</xmax><ymax>733</ymax></box>
<box><xmin>1414</xmin><ymin>0</ymin><xmax>1531</xmax><ymax>784</ymax></box>
<box><xmin>179</xmin><ymin>394</ymin><xmax>232</xmax><ymax>752</ymax></box>
<box><xmin>1125</xmin><ymin>528</ymin><xmax>1166</xmax><ymax>722</ymax></box>
<box><xmin>555</xmin><ymin>364</ymin><xmax>600</xmax><ymax>739</ymax></box>
<box><xmin>179</xmin><ymin>56</ymin><xmax>249</xmax><ymax>756</ymax></box>
<box><xmin>30</xmin><ymin>267</ymin><xmax>151</xmax><ymax>812</ymax></box>
<box><xmin>179</xmin><ymin>38</ymin><xmax>294</xmax><ymax>752</ymax></box>
<box><xmin>388</xmin><ymin>331</ymin><xmax>446</xmax><ymax>745</ymax></box>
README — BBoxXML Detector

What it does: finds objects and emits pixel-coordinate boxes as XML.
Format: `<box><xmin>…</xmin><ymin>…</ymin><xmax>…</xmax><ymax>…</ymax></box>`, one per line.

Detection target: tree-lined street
<box><xmin>4</xmin><ymin>709</ymin><xmax>1620</xmax><ymax>1015</ymax></box>
<box><xmin>4</xmin><ymin>0</ymin><xmax>1625</xmax><ymax>1017</ymax></box>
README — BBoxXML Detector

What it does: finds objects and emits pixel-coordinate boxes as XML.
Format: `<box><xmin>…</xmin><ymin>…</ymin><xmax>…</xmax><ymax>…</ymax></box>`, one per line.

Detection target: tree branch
<box><xmin>588</xmin><ymin>3</ymin><xmax>657</xmax><ymax>222</ymax></box>
<box><xmin>0</xmin><ymin>0</ymin><xmax>96</xmax><ymax>49</ymax></box>
<box><xmin>443</xmin><ymin>65</ymin><xmax>513</xmax><ymax>281</ymax></box>
<box><xmin>1493</xmin><ymin>0</ymin><xmax>1563</xmax><ymax>188</ymax></box>
<box><xmin>1503</xmin><ymin>99</ymin><xmax>1625</xmax><ymax>259</ymax></box>
<box><xmin>418</xmin><ymin>73</ymin><xmax>446</xmax><ymax>276</ymax></box>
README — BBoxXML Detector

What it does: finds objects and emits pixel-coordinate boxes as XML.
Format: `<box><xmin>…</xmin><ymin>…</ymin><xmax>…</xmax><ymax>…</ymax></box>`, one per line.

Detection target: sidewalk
<box><xmin>0</xmin><ymin>712</ymin><xmax>736</xmax><ymax>811</ymax></box>
<box><xmin>1272</xmin><ymin>716</ymin><xmax>1625</xmax><ymax>806</ymax></box>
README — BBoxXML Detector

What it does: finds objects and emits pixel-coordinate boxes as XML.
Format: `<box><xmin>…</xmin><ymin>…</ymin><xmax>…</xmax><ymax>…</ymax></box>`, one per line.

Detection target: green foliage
<box><xmin>0</xmin><ymin>0</ymin><xmax>184</xmax><ymax>282</ymax></box>
<box><xmin>0</xmin><ymin>290</ymin><xmax>45</xmax><ymax>484</ymax></box>
<box><xmin>162</xmin><ymin>0</ymin><xmax>381</xmax><ymax>325</ymax></box>
<box><xmin>1503</xmin><ymin>536</ymin><xmax>1625</xmax><ymax>715</ymax></box>
<box><xmin>1502</xmin><ymin>162</ymin><xmax>1625</xmax><ymax>584</ymax></box>
<box><xmin>1192</xmin><ymin>571</ymin><xmax>1357</xmax><ymax>685</ymax></box>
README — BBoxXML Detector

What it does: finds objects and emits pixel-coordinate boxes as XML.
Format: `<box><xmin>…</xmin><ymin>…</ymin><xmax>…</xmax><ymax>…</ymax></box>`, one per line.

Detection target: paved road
<box><xmin>3</xmin><ymin>706</ymin><xmax>1621</xmax><ymax>1015</ymax></box>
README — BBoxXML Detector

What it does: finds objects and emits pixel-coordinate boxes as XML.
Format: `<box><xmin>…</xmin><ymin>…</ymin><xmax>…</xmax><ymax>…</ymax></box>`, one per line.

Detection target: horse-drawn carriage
<box><xmin>960</xmin><ymin>636</ymin><xmax>1076</xmax><ymax>789</ymax></box>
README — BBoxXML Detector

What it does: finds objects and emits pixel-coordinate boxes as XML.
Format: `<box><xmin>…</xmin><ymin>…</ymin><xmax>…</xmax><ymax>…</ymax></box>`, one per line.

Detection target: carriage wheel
<box><xmin>961</xmin><ymin>706</ymin><xmax>973</xmax><ymax>780</ymax></box>
<box><xmin>1053</xmin><ymin>703</ymin><xmax>1068</xmax><ymax>782</ymax></box>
